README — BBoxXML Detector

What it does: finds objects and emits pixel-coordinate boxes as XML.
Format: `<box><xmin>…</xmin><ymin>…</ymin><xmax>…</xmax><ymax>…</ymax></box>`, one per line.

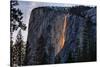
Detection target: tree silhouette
<box><xmin>10</xmin><ymin>0</ymin><xmax>26</xmax><ymax>66</ymax></box>
<box><xmin>10</xmin><ymin>0</ymin><xmax>26</xmax><ymax>33</ymax></box>
<box><xmin>11</xmin><ymin>29</ymin><xmax>26</xmax><ymax>66</ymax></box>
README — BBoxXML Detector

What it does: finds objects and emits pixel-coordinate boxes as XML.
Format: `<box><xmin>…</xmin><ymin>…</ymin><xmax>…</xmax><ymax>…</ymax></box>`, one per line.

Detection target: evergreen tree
<box><xmin>10</xmin><ymin>0</ymin><xmax>26</xmax><ymax>66</ymax></box>
<box><xmin>12</xmin><ymin>29</ymin><xmax>26</xmax><ymax>66</ymax></box>
<box><xmin>10</xmin><ymin>0</ymin><xmax>26</xmax><ymax>34</ymax></box>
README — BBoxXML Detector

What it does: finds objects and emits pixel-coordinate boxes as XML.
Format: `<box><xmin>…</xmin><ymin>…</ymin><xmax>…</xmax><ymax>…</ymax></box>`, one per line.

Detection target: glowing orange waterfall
<box><xmin>59</xmin><ymin>16</ymin><xmax>67</xmax><ymax>49</ymax></box>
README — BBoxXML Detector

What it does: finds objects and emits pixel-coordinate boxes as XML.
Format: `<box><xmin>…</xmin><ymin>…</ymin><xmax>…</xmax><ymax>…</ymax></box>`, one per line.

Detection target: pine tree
<box><xmin>10</xmin><ymin>0</ymin><xmax>26</xmax><ymax>33</ymax></box>
<box><xmin>10</xmin><ymin>0</ymin><xmax>26</xmax><ymax>66</ymax></box>
<box><xmin>12</xmin><ymin>29</ymin><xmax>26</xmax><ymax>66</ymax></box>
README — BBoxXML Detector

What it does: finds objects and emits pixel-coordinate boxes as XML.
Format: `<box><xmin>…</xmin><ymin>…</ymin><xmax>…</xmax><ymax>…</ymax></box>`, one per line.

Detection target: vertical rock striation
<box><xmin>24</xmin><ymin>6</ymin><xmax>96</xmax><ymax>65</ymax></box>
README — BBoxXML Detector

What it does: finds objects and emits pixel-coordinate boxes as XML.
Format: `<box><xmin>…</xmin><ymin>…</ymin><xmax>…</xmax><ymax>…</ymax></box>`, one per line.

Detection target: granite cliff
<box><xmin>24</xmin><ymin>6</ymin><xmax>96</xmax><ymax>65</ymax></box>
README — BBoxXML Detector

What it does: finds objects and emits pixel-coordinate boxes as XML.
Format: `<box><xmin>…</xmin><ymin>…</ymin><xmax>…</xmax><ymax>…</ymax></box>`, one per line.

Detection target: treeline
<box><xmin>10</xmin><ymin>0</ymin><xmax>26</xmax><ymax>67</ymax></box>
<box><xmin>11</xmin><ymin>29</ymin><xmax>26</xmax><ymax>66</ymax></box>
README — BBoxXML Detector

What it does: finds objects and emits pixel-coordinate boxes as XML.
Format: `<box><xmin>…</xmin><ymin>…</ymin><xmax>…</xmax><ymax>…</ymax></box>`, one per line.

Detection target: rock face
<box><xmin>24</xmin><ymin>6</ymin><xmax>96</xmax><ymax>65</ymax></box>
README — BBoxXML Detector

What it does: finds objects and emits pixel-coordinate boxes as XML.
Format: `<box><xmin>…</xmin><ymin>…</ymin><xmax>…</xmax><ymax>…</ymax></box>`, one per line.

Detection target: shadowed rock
<box><xmin>24</xmin><ymin>6</ymin><xmax>96</xmax><ymax>65</ymax></box>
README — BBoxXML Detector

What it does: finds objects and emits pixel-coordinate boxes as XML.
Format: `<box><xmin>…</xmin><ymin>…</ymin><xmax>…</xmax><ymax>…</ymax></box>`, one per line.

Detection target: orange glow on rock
<box><xmin>59</xmin><ymin>16</ymin><xmax>67</xmax><ymax>49</ymax></box>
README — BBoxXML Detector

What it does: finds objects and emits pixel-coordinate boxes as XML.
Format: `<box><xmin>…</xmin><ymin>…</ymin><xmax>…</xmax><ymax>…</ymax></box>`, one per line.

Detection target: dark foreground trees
<box><xmin>12</xmin><ymin>29</ymin><xmax>26</xmax><ymax>66</ymax></box>
<box><xmin>10</xmin><ymin>0</ymin><xmax>26</xmax><ymax>67</ymax></box>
